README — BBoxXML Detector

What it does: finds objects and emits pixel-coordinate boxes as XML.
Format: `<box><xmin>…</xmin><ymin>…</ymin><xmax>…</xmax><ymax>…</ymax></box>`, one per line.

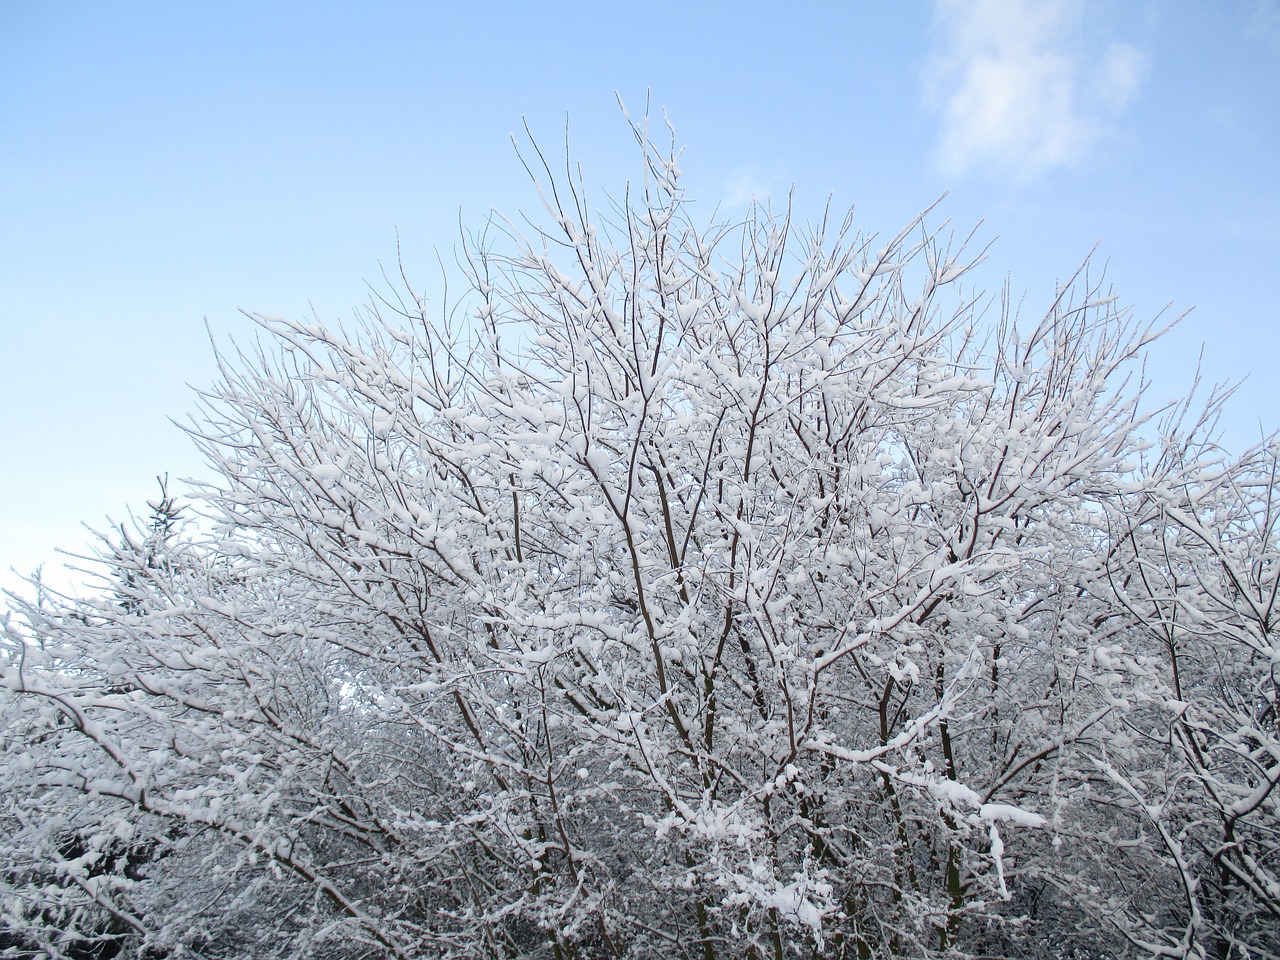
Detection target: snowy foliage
<box><xmin>3</xmin><ymin>119</ymin><xmax>1277</xmax><ymax>959</ymax></box>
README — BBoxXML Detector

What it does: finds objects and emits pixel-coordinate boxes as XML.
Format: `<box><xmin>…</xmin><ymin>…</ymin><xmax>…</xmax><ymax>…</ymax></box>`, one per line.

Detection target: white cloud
<box><xmin>927</xmin><ymin>0</ymin><xmax>1147</xmax><ymax>179</ymax></box>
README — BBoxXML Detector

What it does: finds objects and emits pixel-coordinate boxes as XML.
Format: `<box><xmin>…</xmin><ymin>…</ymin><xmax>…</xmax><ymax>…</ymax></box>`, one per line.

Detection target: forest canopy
<box><xmin>3</xmin><ymin>119</ymin><xmax>1277</xmax><ymax>960</ymax></box>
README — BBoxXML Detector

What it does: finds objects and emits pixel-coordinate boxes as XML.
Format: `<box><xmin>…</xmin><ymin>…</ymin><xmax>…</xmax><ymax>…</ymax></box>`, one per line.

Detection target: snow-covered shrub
<box><xmin>3</xmin><ymin>118</ymin><xmax>1275</xmax><ymax>959</ymax></box>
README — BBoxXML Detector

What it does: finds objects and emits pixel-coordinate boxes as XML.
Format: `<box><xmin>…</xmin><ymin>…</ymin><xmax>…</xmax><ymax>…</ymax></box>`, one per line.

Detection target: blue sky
<box><xmin>3</xmin><ymin>0</ymin><xmax>1278</xmax><ymax>595</ymax></box>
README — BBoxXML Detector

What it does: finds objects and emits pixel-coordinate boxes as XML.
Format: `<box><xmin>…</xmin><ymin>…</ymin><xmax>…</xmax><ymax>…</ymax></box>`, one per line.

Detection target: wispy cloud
<box><xmin>926</xmin><ymin>0</ymin><xmax>1147</xmax><ymax>179</ymax></box>
<box><xmin>720</xmin><ymin>167</ymin><xmax>775</xmax><ymax>211</ymax></box>
<box><xmin>1247</xmin><ymin>0</ymin><xmax>1280</xmax><ymax>52</ymax></box>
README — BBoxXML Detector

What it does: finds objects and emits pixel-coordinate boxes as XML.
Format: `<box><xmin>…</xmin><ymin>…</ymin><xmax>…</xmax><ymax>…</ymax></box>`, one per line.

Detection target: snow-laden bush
<box><xmin>4</xmin><ymin>119</ymin><xmax>1277</xmax><ymax>959</ymax></box>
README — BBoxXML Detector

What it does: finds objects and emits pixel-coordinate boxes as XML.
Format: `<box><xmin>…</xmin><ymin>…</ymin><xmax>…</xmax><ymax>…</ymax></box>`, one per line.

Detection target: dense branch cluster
<box><xmin>3</xmin><ymin>123</ymin><xmax>1277</xmax><ymax>959</ymax></box>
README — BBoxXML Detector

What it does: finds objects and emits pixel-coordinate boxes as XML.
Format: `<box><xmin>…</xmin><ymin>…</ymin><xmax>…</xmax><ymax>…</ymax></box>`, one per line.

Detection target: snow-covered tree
<box><xmin>3</xmin><ymin>118</ymin><xmax>1276</xmax><ymax>959</ymax></box>
<box><xmin>1076</xmin><ymin>420</ymin><xmax>1280</xmax><ymax>959</ymax></box>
